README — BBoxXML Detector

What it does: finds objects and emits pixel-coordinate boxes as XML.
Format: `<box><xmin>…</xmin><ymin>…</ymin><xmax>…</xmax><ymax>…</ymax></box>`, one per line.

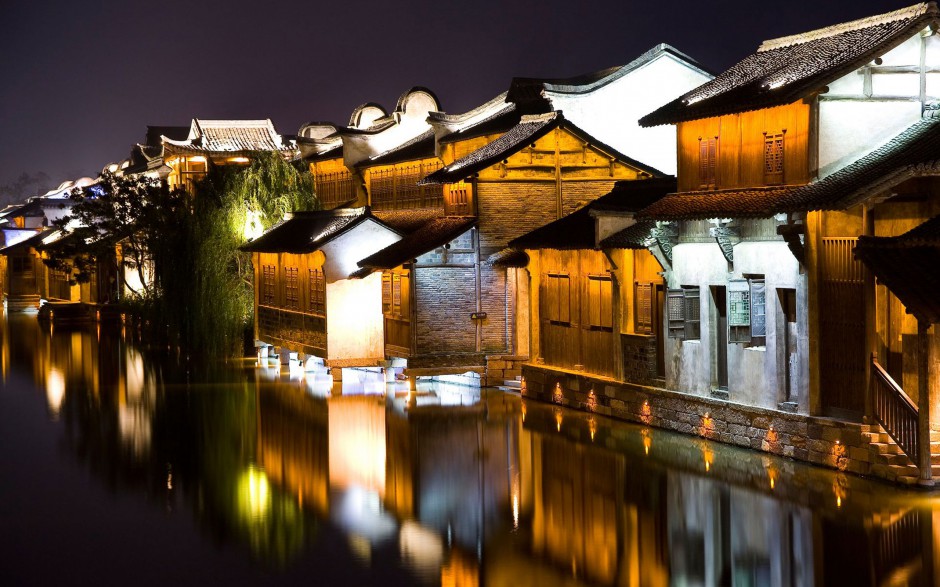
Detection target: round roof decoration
<box><xmin>348</xmin><ymin>103</ymin><xmax>388</xmax><ymax>129</ymax></box>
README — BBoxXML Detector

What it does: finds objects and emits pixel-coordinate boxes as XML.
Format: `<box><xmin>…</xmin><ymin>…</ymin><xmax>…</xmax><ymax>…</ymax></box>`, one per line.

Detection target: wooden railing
<box><xmin>871</xmin><ymin>354</ymin><xmax>919</xmax><ymax>464</ymax></box>
<box><xmin>872</xmin><ymin>509</ymin><xmax>922</xmax><ymax>585</ymax></box>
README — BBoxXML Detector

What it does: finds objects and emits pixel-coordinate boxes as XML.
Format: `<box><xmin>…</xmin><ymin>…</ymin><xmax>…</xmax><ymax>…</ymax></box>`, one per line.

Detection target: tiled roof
<box><xmin>240</xmin><ymin>208</ymin><xmax>376</xmax><ymax>254</ymax></box>
<box><xmin>640</xmin><ymin>3</ymin><xmax>937</xmax><ymax>126</ymax></box>
<box><xmin>422</xmin><ymin>113</ymin><xmax>664</xmax><ymax>185</ymax></box>
<box><xmin>598</xmin><ymin>220</ymin><xmax>658</xmax><ymax>249</ymax></box>
<box><xmin>509</xmin><ymin>177</ymin><xmax>674</xmax><ymax>250</ymax></box>
<box><xmin>638</xmin><ymin>114</ymin><xmax>940</xmax><ymax>220</ymax></box>
<box><xmin>163</xmin><ymin>119</ymin><xmax>295</xmax><ymax>155</ymax></box>
<box><xmin>855</xmin><ymin>215</ymin><xmax>940</xmax><ymax>323</ymax></box>
<box><xmin>0</xmin><ymin>228</ymin><xmax>56</xmax><ymax>254</ymax></box>
<box><xmin>372</xmin><ymin>207</ymin><xmax>444</xmax><ymax>235</ymax></box>
<box><xmin>486</xmin><ymin>247</ymin><xmax>530</xmax><ymax>267</ymax></box>
<box><xmin>358</xmin><ymin>216</ymin><xmax>477</xmax><ymax>270</ymax></box>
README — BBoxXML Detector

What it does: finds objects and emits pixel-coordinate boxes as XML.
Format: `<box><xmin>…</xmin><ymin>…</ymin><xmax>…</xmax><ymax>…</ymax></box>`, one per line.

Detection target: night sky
<box><xmin>0</xmin><ymin>0</ymin><xmax>913</xmax><ymax>194</ymax></box>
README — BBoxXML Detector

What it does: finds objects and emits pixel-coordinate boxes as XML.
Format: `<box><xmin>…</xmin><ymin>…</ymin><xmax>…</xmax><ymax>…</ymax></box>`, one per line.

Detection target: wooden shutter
<box><xmin>588</xmin><ymin>275</ymin><xmax>612</xmax><ymax>330</ymax></box>
<box><xmin>750</xmin><ymin>279</ymin><xmax>766</xmax><ymax>338</ymax></box>
<box><xmin>667</xmin><ymin>289</ymin><xmax>685</xmax><ymax>338</ymax></box>
<box><xmin>381</xmin><ymin>272</ymin><xmax>392</xmax><ymax>313</ymax></box>
<box><xmin>557</xmin><ymin>274</ymin><xmax>571</xmax><ymax>324</ymax></box>
<box><xmin>636</xmin><ymin>282</ymin><xmax>652</xmax><ymax>334</ymax></box>
<box><xmin>684</xmin><ymin>288</ymin><xmax>701</xmax><ymax>340</ymax></box>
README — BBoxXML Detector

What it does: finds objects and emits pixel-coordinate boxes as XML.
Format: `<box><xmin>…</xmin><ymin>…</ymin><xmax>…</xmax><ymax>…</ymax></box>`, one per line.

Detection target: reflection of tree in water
<box><xmin>19</xmin><ymin>320</ymin><xmax>314</xmax><ymax>567</ymax></box>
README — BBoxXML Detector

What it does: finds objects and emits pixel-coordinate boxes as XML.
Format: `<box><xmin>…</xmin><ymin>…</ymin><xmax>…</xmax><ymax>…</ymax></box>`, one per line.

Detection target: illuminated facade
<box><xmin>632</xmin><ymin>2</ymin><xmax>940</xmax><ymax>483</ymax></box>
<box><xmin>242</xmin><ymin>207</ymin><xmax>403</xmax><ymax>368</ymax></box>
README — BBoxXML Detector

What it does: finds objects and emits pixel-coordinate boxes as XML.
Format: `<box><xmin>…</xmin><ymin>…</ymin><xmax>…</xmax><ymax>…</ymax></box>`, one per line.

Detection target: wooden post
<box><xmin>918</xmin><ymin>319</ymin><xmax>932</xmax><ymax>485</ymax></box>
<box><xmin>863</xmin><ymin>205</ymin><xmax>876</xmax><ymax>425</ymax></box>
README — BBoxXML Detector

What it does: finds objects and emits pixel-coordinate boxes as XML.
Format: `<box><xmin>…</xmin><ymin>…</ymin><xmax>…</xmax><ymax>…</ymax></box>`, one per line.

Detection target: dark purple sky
<box><xmin>0</xmin><ymin>0</ymin><xmax>912</xmax><ymax>194</ymax></box>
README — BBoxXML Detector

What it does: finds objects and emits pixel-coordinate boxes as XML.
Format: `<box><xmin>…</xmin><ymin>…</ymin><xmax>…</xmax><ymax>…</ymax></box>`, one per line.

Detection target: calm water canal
<box><xmin>1</xmin><ymin>314</ymin><xmax>938</xmax><ymax>586</ymax></box>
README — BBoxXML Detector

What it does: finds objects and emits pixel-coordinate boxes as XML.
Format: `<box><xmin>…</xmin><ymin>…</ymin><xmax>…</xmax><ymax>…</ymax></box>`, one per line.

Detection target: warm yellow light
<box><xmin>588</xmin><ymin>416</ymin><xmax>597</xmax><ymax>441</ymax></box>
<box><xmin>512</xmin><ymin>492</ymin><xmax>519</xmax><ymax>529</ymax></box>
<box><xmin>837</xmin><ymin>496</ymin><xmax>842</xmax><ymax>508</ymax></box>
<box><xmin>46</xmin><ymin>367</ymin><xmax>66</xmax><ymax>418</ymax></box>
<box><xmin>244</xmin><ymin>209</ymin><xmax>264</xmax><ymax>240</ymax></box>
<box><xmin>188</xmin><ymin>156</ymin><xmax>207</xmax><ymax>163</ymax></box>
<box><xmin>230</xmin><ymin>157</ymin><xmax>250</xmax><ymax>164</ymax></box>
<box><xmin>554</xmin><ymin>408</ymin><xmax>563</xmax><ymax>432</ymax></box>
<box><xmin>238</xmin><ymin>465</ymin><xmax>272</xmax><ymax>520</ymax></box>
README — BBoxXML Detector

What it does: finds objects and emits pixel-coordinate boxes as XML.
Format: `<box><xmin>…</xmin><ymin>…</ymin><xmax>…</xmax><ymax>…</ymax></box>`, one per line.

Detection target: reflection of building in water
<box><xmin>519</xmin><ymin>430</ymin><xmax>669</xmax><ymax>587</ymax></box>
<box><xmin>328</xmin><ymin>395</ymin><xmax>387</xmax><ymax>496</ymax></box>
<box><xmin>667</xmin><ymin>474</ymin><xmax>813</xmax><ymax>587</ymax></box>
<box><xmin>256</xmin><ymin>384</ymin><xmax>330</xmax><ymax>516</ymax></box>
<box><xmin>385</xmin><ymin>398</ymin><xmax>520</xmax><ymax>551</ymax></box>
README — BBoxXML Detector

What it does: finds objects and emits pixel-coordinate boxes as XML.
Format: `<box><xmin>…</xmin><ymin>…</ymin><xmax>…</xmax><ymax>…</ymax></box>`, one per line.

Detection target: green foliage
<box><xmin>161</xmin><ymin>153</ymin><xmax>318</xmax><ymax>357</ymax></box>
<box><xmin>46</xmin><ymin>154</ymin><xmax>317</xmax><ymax>359</ymax></box>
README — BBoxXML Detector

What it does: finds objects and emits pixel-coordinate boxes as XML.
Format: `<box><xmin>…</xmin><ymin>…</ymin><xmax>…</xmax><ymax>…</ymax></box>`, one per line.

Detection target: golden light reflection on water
<box><xmin>45</xmin><ymin>366</ymin><xmax>65</xmax><ymax>418</ymax></box>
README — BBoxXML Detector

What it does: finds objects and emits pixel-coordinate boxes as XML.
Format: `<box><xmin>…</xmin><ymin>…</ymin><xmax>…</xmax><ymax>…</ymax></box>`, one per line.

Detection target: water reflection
<box><xmin>0</xmin><ymin>314</ymin><xmax>938</xmax><ymax>585</ymax></box>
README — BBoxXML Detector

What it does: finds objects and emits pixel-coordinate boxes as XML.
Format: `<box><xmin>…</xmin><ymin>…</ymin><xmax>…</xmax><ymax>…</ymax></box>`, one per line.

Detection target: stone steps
<box><xmin>497</xmin><ymin>375</ymin><xmax>523</xmax><ymax>393</ymax></box>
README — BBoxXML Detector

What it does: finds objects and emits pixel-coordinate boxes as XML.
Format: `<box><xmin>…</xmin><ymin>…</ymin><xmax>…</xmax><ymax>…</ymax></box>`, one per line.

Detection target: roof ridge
<box><xmin>758</xmin><ymin>3</ymin><xmax>934</xmax><ymax>52</ymax></box>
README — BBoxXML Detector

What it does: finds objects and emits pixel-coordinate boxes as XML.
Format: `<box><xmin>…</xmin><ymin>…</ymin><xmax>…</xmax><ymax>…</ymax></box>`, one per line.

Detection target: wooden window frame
<box><xmin>308</xmin><ymin>268</ymin><xmax>325</xmax><ymax>315</ymax></box>
<box><xmin>635</xmin><ymin>281</ymin><xmax>653</xmax><ymax>335</ymax></box>
<box><xmin>667</xmin><ymin>286</ymin><xmax>700</xmax><ymax>340</ymax></box>
<box><xmin>763</xmin><ymin>131</ymin><xmax>785</xmax><ymax>186</ymax></box>
<box><xmin>545</xmin><ymin>273</ymin><xmax>571</xmax><ymax>325</ymax></box>
<box><xmin>261</xmin><ymin>265</ymin><xmax>276</xmax><ymax>306</ymax></box>
<box><xmin>698</xmin><ymin>136</ymin><xmax>717</xmax><ymax>189</ymax></box>
<box><xmin>729</xmin><ymin>277</ymin><xmax>766</xmax><ymax>346</ymax></box>
<box><xmin>284</xmin><ymin>267</ymin><xmax>300</xmax><ymax>310</ymax></box>
<box><xmin>587</xmin><ymin>274</ymin><xmax>613</xmax><ymax>331</ymax></box>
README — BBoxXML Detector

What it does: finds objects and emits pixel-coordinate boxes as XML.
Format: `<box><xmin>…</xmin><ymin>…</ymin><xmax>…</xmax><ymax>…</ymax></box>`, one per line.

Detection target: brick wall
<box><xmin>414</xmin><ymin>265</ymin><xmax>476</xmax><ymax>355</ymax></box>
<box><xmin>561</xmin><ymin>180</ymin><xmax>616</xmax><ymax>217</ymax></box>
<box><xmin>622</xmin><ymin>333</ymin><xmax>656</xmax><ymax>384</ymax></box>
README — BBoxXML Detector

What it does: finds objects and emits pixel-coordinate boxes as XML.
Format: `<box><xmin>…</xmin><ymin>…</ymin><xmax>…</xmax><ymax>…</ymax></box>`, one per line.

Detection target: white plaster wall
<box><xmin>320</xmin><ymin>218</ymin><xmax>401</xmax><ymax>281</ymax></box>
<box><xmin>342</xmin><ymin>90</ymin><xmax>438</xmax><ymax>167</ymax></box>
<box><xmin>546</xmin><ymin>53</ymin><xmax>712</xmax><ymax>175</ymax></box>
<box><xmin>326</xmin><ymin>272</ymin><xmax>385</xmax><ymax>362</ymax></box>
<box><xmin>818</xmin><ymin>100</ymin><xmax>920</xmax><ymax>178</ymax></box>
<box><xmin>818</xmin><ymin>32</ymin><xmax>932</xmax><ymax>178</ymax></box>
<box><xmin>666</xmin><ymin>239</ymin><xmax>804</xmax><ymax>411</ymax></box>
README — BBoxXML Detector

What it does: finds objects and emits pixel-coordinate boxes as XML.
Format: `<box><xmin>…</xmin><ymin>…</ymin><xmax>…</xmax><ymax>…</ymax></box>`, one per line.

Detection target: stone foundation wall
<box><xmin>521</xmin><ymin>364</ymin><xmax>918</xmax><ymax>486</ymax></box>
<box><xmin>485</xmin><ymin>355</ymin><xmax>528</xmax><ymax>386</ymax></box>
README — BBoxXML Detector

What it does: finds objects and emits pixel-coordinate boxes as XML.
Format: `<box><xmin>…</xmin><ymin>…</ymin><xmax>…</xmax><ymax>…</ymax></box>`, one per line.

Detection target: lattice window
<box><xmin>308</xmin><ymin>268</ymin><xmax>325</xmax><ymax>315</ymax></box>
<box><xmin>667</xmin><ymin>287</ymin><xmax>700</xmax><ymax>340</ymax></box>
<box><xmin>635</xmin><ymin>282</ymin><xmax>653</xmax><ymax>334</ymax></box>
<box><xmin>261</xmin><ymin>265</ymin><xmax>276</xmax><ymax>305</ymax></box>
<box><xmin>382</xmin><ymin>272</ymin><xmax>404</xmax><ymax>316</ymax></box>
<box><xmin>369</xmin><ymin>161</ymin><xmax>444</xmax><ymax>210</ymax></box>
<box><xmin>698</xmin><ymin>137</ymin><xmax>717</xmax><ymax>189</ymax></box>
<box><xmin>763</xmin><ymin>132</ymin><xmax>784</xmax><ymax>185</ymax></box>
<box><xmin>446</xmin><ymin>181</ymin><xmax>471</xmax><ymax>215</ymax></box>
<box><xmin>284</xmin><ymin>267</ymin><xmax>299</xmax><ymax>309</ymax></box>
<box><xmin>315</xmin><ymin>170</ymin><xmax>358</xmax><ymax>209</ymax></box>
<box><xmin>729</xmin><ymin>277</ymin><xmax>766</xmax><ymax>346</ymax></box>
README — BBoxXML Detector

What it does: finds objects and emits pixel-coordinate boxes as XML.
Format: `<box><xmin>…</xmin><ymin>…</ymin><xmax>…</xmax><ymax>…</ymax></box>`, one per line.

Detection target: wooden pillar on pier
<box><xmin>918</xmin><ymin>319</ymin><xmax>933</xmax><ymax>485</ymax></box>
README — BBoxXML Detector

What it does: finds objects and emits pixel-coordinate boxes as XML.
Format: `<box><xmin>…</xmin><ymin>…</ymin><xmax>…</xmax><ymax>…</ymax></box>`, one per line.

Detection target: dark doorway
<box><xmin>712</xmin><ymin>286</ymin><xmax>728</xmax><ymax>390</ymax></box>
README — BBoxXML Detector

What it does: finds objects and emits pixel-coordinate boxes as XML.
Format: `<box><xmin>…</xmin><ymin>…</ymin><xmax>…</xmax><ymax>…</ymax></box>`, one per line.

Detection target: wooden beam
<box><xmin>918</xmin><ymin>319</ymin><xmax>932</xmax><ymax>485</ymax></box>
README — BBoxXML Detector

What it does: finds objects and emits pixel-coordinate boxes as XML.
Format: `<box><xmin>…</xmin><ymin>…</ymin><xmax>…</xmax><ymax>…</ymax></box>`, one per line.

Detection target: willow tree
<box><xmin>159</xmin><ymin>152</ymin><xmax>318</xmax><ymax>358</ymax></box>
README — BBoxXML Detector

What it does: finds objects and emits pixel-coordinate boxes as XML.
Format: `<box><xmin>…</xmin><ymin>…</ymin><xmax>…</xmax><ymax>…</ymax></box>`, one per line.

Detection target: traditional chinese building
<box><xmin>161</xmin><ymin>119</ymin><xmax>298</xmax><ymax>192</ymax></box>
<box><xmin>242</xmin><ymin>207</ymin><xmax>403</xmax><ymax>370</ymax></box>
<box><xmin>509</xmin><ymin>178</ymin><xmax>676</xmax><ymax>383</ymax></box>
<box><xmin>586</xmin><ymin>2</ymin><xmax>940</xmax><ymax>485</ymax></box>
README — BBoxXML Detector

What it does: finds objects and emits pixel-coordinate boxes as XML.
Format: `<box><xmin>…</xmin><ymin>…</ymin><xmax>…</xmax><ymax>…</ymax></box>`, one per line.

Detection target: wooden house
<box><xmin>508</xmin><ymin>178</ymin><xmax>675</xmax><ymax>382</ymax></box>
<box><xmin>161</xmin><ymin>119</ymin><xmax>298</xmax><ymax>192</ymax></box>
<box><xmin>637</xmin><ymin>2</ymin><xmax>940</xmax><ymax>483</ymax></box>
<box><xmin>242</xmin><ymin>207</ymin><xmax>403</xmax><ymax>369</ymax></box>
<box><xmin>404</xmin><ymin>112</ymin><xmax>664</xmax><ymax>381</ymax></box>
<box><xmin>0</xmin><ymin>228</ymin><xmax>51</xmax><ymax>310</ymax></box>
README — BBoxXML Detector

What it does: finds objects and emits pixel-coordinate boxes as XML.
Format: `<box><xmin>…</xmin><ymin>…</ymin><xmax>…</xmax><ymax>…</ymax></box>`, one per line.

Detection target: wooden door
<box><xmin>819</xmin><ymin>238</ymin><xmax>866</xmax><ymax>417</ymax></box>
